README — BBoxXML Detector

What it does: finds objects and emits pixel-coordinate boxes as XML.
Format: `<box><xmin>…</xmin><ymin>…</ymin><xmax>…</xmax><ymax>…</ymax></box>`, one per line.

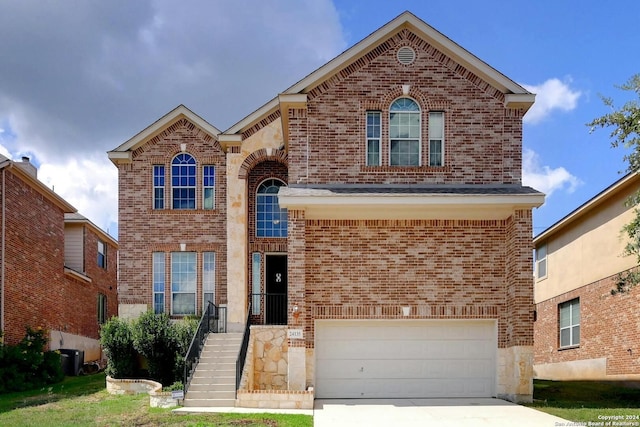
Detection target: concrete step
<box><xmin>185</xmin><ymin>390</ymin><xmax>235</xmax><ymax>400</ymax></box>
<box><xmin>182</xmin><ymin>398</ymin><xmax>236</xmax><ymax>408</ymax></box>
<box><xmin>183</xmin><ymin>332</ymin><xmax>245</xmax><ymax>408</ymax></box>
<box><xmin>188</xmin><ymin>382</ymin><xmax>236</xmax><ymax>392</ymax></box>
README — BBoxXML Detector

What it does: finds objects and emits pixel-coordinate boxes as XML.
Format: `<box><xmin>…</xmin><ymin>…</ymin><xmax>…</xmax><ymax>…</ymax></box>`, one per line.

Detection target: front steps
<box><xmin>183</xmin><ymin>332</ymin><xmax>243</xmax><ymax>407</ymax></box>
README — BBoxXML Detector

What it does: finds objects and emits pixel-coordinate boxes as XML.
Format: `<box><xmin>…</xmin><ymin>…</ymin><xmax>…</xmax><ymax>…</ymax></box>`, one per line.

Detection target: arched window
<box><xmin>389</xmin><ymin>97</ymin><xmax>421</xmax><ymax>166</ymax></box>
<box><xmin>172</xmin><ymin>153</ymin><xmax>196</xmax><ymax>209</ymax></box>
<box><xmin>256</xmin><ymin>179</ymin><xmax>287</xmax><ymax>237</ymax></box>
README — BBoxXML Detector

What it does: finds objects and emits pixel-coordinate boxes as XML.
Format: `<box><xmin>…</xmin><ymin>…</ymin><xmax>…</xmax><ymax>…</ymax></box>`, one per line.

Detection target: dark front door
<box><xmin>265</xmin><ymin>254</ymin><xmax>287</xmax><ymax>325</ymax></box>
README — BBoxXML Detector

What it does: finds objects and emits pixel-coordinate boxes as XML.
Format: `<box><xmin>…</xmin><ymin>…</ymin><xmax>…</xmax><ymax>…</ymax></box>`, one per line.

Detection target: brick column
<box><xmin>498</xmin><ymin>209</ymin><xmax>534</xmax><ymax>402</ymax></box>
<box><xmin>287</xmin><ymin>209</ymin><xmax>306</xmax><ymax>390</ymax></box>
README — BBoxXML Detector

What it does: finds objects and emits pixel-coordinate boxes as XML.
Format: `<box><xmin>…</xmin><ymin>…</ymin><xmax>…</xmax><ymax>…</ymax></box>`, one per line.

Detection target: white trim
<box><xmin>278</xmin><ymin>188</ymin><xmax>544</xmax><ymax>220</ymax></box>
<box><xmin>108</xmin><ymin>105</ymin><xmax>221</xmax><ymax>162</ymax></box>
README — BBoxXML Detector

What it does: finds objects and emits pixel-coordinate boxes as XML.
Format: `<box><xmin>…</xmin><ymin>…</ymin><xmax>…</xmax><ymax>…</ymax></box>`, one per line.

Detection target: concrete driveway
<box><xmin>313</xmin><ymin>398</ymin><xmax>568</xmax><ymax>427</ymax></box>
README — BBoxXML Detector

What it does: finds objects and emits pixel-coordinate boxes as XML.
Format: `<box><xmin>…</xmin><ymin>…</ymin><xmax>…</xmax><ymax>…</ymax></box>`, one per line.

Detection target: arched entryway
<box><xmin>246</xmin><ymin>159</ymin><xmax>288</xmax><ymax>325</ymax></box>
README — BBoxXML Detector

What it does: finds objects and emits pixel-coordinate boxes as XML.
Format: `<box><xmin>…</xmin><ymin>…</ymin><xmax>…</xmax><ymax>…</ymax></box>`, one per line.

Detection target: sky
<box><xmin>0</xmin><ymin>0</ymin><xmax>638</xmax><ymax>239</ymax></box>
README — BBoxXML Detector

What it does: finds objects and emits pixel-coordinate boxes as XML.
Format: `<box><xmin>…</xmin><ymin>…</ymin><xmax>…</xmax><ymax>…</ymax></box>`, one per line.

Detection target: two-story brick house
<box><xmin>0</xmin><ymin>155</ymin><xmax>118</xmax><ymax>363</ymax></box>
<box><xmin>534</xmin><ymin>173</ymin><xmax>640</xmax><ymax>381</ymax></box>
<box><xmin>109</xmin><ymin>12</ymin><xmax>543</xmax><ymax>402</ymax></box>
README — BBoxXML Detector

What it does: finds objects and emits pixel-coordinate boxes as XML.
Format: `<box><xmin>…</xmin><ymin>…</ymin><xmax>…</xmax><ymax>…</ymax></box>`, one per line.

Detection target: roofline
<box><xmin>224</xmin><ymin>11</ymin><xmax>533</xmax><ymax>135</ymax></box>
<box><xmin>533</xmin><ymin>172</ymin><xmax>639</xmax><ymax>244</ymax></box>
<box><xmin>65</xmin><ymin>214</ymin><xmax>118</xmax><ymax>247</ymax></box>
<box><xmin>0</xmin><ymin>162</ymin><xmax>76</xmax><ymax>213</ymax></box>
<box><xmin>108</xmin><ymin>105</ymin><xmax>221</xmax><ymax>164</ymax></box>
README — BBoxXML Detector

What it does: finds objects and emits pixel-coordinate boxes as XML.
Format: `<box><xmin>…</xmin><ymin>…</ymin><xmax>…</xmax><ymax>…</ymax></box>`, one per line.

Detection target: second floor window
<box><xmin>172</xmin><ymin>154</ymin><xmax>196</xmax><ymax>209</ymax></box>
<box><xmin>203</xmin><ymin>165</ymin><xmax>215</xmax><ymax>210</ymax></box>
<box><xmin>428</xmin><ymin>112</ymin><xmax>444</xmax><ymax>167</ymax></box>
<box><xmin>97</xmin><ymin>240</ymin><xmax>106</xmax><ymax>268</ymax></box>
<box><xmin>366</xmin><ymin>111</ymin><xmax>381</xmax><ymax>166</ymax></box>
<box><xmin>256</xmin><ymin>179</ymin><xmax>288</xmax><ymax>238</ymax></box>
<box><xmin>536</xmin><ymin>244</ymin><xmax>547</xmax><ymax>280</ymax></box>
<box><xmin>389</xmin><ymin>97</ymin><xmax>420</xmax><ymax>166</ymax></box>
<box><xmin>153</xmin><ymin>165</ymin><xmax>165</xmax><ymax>209</ymax></box>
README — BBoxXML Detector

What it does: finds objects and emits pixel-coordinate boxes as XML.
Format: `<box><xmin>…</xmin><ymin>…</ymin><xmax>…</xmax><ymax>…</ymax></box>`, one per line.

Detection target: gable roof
<box><xmin>108</xmin><ymin>104</ymin><xmax>221</xmax><ymax>164</ymax></box>
<box><xmin>224</xmin><ymin>10</ymin><xmax>534</xmax><ymax>136</ymax></box>
<box><xmin>0</xmin><ymin>157</ymin><xmax>76</xmax><ymax>213</ymax></box>
<box><xmin>533</xmin><ymin>173</ymin><xmax>640</xmax><ymax>245</ymax></box>
<box><xmin>65</xmin><ymin>212</ymin><xmax>118</xmax><ymax>247</ymax></box>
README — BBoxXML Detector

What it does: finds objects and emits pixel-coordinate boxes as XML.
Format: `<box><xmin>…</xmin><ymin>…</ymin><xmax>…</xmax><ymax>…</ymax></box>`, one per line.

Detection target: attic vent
<box><xmin>397</xmin><ymin>46</ymin><xmax>416</xmax><ymax>65</ymax></box>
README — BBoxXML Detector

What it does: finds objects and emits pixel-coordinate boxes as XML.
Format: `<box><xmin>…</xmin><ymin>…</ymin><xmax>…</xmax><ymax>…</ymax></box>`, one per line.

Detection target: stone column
<box><xmin>226</xmin><ymin>151</ymin><xmax>248</xmax><ymax>332</ymax></box>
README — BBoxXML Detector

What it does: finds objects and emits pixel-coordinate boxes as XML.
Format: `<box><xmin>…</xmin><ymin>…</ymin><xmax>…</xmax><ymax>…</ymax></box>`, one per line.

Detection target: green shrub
<box><xmin>172</xmin><ymin>317</ymin><xmax>198</xmax><ymax>382</ymax></box>
<box><xmin>100</xmin><ymin>317</ymin><xmax>137</xmax><ymax>378</ymax></box>
<box><xmin>0</xmin><ymin>327</ymin><xmax>64</xmax><ymax>394</ymax></box>
<box><xmin>131</xmin><ymin>311</ymin><xmax>178</xmax><ymax>386</ymax></box>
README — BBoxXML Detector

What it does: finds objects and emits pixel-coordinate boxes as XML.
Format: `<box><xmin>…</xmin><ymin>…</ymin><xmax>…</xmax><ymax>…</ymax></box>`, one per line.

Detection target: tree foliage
<box><xmin>588</xmin><ymin>74</ymin><xmax>640</xmax><ymax>292</ymax></box>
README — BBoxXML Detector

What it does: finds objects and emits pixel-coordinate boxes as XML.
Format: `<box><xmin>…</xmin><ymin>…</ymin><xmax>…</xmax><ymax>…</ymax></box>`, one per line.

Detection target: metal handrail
<box><xmin>183</xmin><ymin>302</ymin><xmax>227</xmax><ymax>393</ymax></box>
<box><xmin>235</xmin><ymin>304</ymin><xmax>252</xmax><ymax>396</ymax></box>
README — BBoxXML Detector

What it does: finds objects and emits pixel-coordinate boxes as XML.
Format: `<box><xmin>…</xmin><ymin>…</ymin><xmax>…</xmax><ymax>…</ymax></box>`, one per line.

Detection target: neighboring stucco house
<box><xmin>534</xmin><ymin>173</ymin><xmax>640</xmax><ymax>381</ymax></box>
<box><xmin>108</xmin><ymin>11</ymin><xmax>543</xmax><ymax>403</ymax></box>
<box><xmin>0</xmin><ymin>155</ymin><xmax>118</xmax><ymax>363</ymax></box>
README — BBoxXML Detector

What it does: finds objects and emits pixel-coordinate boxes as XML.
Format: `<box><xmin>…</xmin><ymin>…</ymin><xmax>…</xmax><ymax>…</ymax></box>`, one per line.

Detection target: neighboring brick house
<box><xmin>534</xmin><ymin>173</ymin><xmax>640</xmax><ymax>381</ymax></box>
<box><xmin>0</xmin><ymin>155</ymin><xmax>118</xmax><ymax>363</ymax></box>
<box><xmin>109</xmin><ymin>12</ymin><xmax>543</xmax><ymax>402</ymax></box>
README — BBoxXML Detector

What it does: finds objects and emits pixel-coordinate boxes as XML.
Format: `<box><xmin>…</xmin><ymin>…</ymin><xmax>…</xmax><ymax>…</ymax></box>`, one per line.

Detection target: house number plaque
<box><xmin>287</xmin><ymin>329</ymin><xmax>304</xmax><ymax>339</ymax></box>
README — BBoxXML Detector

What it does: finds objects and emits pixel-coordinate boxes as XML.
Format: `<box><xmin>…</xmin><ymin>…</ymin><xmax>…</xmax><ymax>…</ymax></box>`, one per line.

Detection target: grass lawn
<box><xmin>0</xmin><ymin>372</ymin><xmax>312</xmax><ymax>427</ymax></box>
<box><xmin>527</xmin><ymin>379</ymin><xmax>640</xmax><ymax>423</ymax></box>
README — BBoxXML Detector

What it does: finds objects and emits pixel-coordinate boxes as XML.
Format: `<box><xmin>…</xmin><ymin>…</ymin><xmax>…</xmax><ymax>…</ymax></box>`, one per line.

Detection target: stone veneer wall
<box><xmin>236</xmin><ymin>325</ymin><xmax>314</xmax><ymax>409</ymax></box>
<box><xmin>251</xmin><ymin>326</ymin><xmax>288</xmax><ymax>390</ymax></box>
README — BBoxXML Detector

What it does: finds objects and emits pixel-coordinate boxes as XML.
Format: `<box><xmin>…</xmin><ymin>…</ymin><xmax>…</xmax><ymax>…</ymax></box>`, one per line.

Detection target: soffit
<box><xmin>279</xmin><ymin>185</ymin><xmax>544</xmax><ymax>220</ymax></box>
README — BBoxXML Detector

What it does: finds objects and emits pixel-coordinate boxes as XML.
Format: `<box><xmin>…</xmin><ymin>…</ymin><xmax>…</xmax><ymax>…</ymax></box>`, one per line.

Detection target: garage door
<box><xmin>315</xmin><ymin>320</ymin><xmax>496</xmax><ymax>399</ymax></box>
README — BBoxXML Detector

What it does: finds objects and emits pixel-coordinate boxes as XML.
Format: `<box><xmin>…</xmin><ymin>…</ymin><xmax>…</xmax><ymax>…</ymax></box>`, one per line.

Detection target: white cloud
<box><xmin>522</xmin><ymin>78</ymin><xmax>581</xmax><ymax>124</ymax></box>
<box><xmin>39</xmin><ymin>157</ymin><xmax>118</xmax><ymax>238</ymax></box>
<box><xmin>523</xmin><ymin>148</ymin><xmax>581</xmax><ymax>197</ymax></box>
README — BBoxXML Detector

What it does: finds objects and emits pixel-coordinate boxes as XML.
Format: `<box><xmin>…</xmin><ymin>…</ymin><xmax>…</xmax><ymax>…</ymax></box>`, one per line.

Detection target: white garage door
<box><xmin>315</xmin><ymin>320</ymin><xmax>496</xmax><ymax>399</ymax></box>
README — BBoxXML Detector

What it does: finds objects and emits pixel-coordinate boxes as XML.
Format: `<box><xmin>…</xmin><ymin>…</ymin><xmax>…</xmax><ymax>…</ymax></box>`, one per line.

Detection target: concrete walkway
<box><xmin>313</xmin><ymin>398</ymin><xmax>569</xmax><ymax>427</ymax></box>
<box><xmin>174</xmin><ymin>398</ymin><xmax>569</xmax><ymax>427</ymax></box>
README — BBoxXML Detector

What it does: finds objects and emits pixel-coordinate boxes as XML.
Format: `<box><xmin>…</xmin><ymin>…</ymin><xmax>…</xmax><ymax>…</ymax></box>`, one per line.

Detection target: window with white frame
<box><xmin>366</xmin><ymin>111</ymin><xmax>381</xmax><ymax>166</ymax></box>
<box><xmin>203</xmin><ymin>165</ymin><xmax>215</xmax><ymax>210</ymax></box>
<box><xmin>536</xmin><ymin>243</ymin><xmax>547</xmax><ymax>279</ymax></box>
<box><xmin>97</xmin><ymin>240</ymin><xmax>106</xmax><ymax>268</ymax></box>
<box><xmin>171</xmin><ymin>252</ymin><xmax>196</xmax><ymax>315</ymax></box>
<box><xmin>256</xmin><ymin>179</ymin><xmax>288</xmax><ymax>237</ymax></box>
<box><xmin>153</xmin><ymin>252</ymin><xmax>165</xmax><ymax>314</ymax></box>
<box><xmin>171</xmin><ymin>154</ymin><xmax>196</xmax><ymax>209</ymax></box>
<box><xmin>559</xmin><ymin>298</ymin><xmax>580</xmax><ymax>348</ymax></box>
<box><xmin>153</xmin><ymin>165</ymin><xmax>165</xmax><ymax>209</ymax></box>
<box><xmin>203</xmin><ymin>252</ymin><xmax>215</xmax><ymax>310</ymax></box>
<box><xmin>428</xmin><ymin>111</ymin><xmax>444</xmax><ymax>166</ymax></box>
<box><xmin>389</xmin><ymin>97</ymin><xmax>421</xmax><ymax>166</ymax></box>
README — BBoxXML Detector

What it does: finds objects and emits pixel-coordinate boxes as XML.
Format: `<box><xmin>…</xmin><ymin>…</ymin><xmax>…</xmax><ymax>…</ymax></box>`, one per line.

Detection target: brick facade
<box><xmin>0</xmin><ymin>164</ymin><xmax>117</xmax><ymax>351</ymax></box>
<box><xmin>110</xmin><ymin>12</ymin><xmax>541</xmax><ymax>402</ymax></box>
<box><xmin>116</xmin><ymin>118</ymin><xmax>227</xmax><ymax>315</ymax></box>
<box><xmin>534</xmin><ymin>271</ymin><xmax>640</xmax><ymax>376</ymax></box>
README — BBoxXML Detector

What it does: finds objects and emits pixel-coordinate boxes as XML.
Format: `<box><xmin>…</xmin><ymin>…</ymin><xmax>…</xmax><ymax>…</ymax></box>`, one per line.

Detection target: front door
<box><xmin>265</xmin><ymin>254</ymin><xmax>287</xmax><ymax>324</ymax></box>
